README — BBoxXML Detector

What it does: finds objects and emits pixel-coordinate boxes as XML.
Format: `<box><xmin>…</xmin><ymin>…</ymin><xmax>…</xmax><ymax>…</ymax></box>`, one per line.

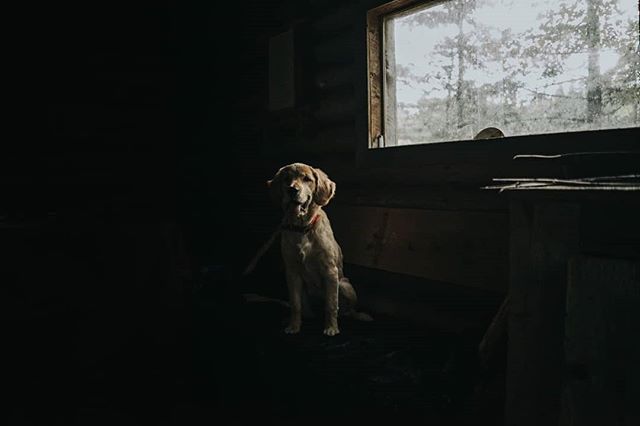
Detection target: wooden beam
<box><xmin>336</xmin><ymin>183</ymin><xmax>508</xmax><ymax>211</ymax></box>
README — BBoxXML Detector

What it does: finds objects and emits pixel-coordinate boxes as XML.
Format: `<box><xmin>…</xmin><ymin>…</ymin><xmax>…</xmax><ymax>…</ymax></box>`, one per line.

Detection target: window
<box><xmin>367</xmin><ymin>0</ymin><xmax>640</xmax><ymax>148</ymax></box>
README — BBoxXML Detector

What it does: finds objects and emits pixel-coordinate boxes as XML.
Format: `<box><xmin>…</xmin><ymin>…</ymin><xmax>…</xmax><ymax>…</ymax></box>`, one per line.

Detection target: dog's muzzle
<box><xmin>288</xmin><ymin>197</ymin><xmax>311</xmax><ymax>217</ymax></box>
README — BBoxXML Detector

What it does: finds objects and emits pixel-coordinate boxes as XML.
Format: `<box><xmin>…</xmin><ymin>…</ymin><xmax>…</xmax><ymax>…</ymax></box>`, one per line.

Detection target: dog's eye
<box><xmin>303</xmin><ymin>176</ymin><xmax>313</xmax><ymax>182</ymax></box>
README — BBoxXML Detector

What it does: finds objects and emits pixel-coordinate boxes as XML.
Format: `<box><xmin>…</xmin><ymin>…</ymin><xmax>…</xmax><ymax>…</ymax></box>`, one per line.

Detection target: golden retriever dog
<box><xmin>268</xmin><ymin>163</ymin><xmax>372</xmax><ymax>336</ymax></box>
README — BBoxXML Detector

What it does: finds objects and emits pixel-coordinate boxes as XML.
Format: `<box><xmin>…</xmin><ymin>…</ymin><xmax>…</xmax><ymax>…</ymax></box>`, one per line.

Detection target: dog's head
<box><xmin>267</xmin><ymin>163</ymin><xmax>336</xmax><ymax>216</ymax></box>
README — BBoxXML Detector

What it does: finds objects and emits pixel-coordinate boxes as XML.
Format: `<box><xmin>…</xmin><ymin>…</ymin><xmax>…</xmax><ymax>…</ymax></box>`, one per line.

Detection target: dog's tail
<box><xmin>339</xmin><ymin>278</ymin><xmax>374</xmax><ymax>321</ymax></box>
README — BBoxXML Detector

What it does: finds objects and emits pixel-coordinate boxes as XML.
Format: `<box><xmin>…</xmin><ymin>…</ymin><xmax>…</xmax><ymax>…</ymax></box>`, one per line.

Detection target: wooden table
<box><xmin>499</xmin><ymin>186</ymin><xmax>640</xmax><ymax>426</ymax></box>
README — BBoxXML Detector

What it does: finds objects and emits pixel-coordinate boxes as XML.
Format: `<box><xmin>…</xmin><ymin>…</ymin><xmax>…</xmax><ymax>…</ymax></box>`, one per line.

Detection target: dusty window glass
<box><xmin>380</xmin><ymin>0</ymin><xmax>640</xmax><ymax>146</ymax></box>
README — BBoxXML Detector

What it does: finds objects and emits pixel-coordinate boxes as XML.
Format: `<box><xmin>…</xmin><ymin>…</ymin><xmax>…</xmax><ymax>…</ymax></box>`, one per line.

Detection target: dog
<box><xmin>267</xmin><ymin>163</ymin><xmax>372</xmax><ymax>336</ymax></box>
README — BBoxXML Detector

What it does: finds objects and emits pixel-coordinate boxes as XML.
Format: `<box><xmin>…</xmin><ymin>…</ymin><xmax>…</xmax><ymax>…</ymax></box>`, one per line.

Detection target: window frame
<box><xmin>356</xmin><ymin>0</ymin><xmax>640</xmax><ymax>178</ymax></box>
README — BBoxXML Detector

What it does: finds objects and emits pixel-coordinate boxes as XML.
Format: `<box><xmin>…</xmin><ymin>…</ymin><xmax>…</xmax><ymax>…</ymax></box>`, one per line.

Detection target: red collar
<box><xmin>281</xmin><ymin>214</ymin><xmax>320</xmax><ymax>233</ymax></box>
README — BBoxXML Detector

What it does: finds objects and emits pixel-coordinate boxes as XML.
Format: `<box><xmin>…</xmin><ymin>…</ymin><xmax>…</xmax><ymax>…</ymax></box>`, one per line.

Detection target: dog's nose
<box><xmin>288</xmin><ymin>186</ymin><xmax>299</xmax><ymax>195</ymax></box>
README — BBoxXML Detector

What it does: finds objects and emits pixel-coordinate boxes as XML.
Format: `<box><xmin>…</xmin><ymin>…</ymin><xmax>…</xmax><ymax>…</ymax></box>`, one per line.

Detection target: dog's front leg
<box><xmin>323</xmin><ymin>268</ymin><xmax>340</xmax><ymax>336</ymax></box>
<box><xmin>285</xmin><ymin>270</ymin><xmax>303</xmax><ymax>334</ymax></box>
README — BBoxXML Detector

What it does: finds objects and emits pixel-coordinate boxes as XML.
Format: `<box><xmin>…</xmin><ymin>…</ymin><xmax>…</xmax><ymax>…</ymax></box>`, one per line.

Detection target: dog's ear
<box><xmin>267</xmin><ymin>167</ymin><xmax>285</xmax><ymax>204</ymax></box>
<box><xmin>312</xmin><ymin>167</ymin><xmax>336</xmax><ymax>206</ymax></box>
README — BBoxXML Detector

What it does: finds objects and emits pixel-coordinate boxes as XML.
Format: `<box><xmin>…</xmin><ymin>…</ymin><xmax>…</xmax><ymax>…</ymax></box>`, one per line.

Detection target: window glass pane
<box><xmin>384</xmin><ymin>0</ymin><xmax>640</xmax><ymax>146</ymax></box>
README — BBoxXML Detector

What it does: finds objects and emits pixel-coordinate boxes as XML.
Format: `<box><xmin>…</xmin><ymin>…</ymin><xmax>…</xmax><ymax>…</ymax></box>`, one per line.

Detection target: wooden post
<box><xmin>505</xmin><ymin>200</ymin><xmax>580</xmax><ymax>426</ymax></box>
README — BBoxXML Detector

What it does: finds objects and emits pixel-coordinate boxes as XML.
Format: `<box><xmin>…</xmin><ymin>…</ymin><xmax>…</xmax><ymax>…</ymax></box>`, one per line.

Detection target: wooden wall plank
<box><xmin>314</xmin><ymin>66</ymin><xmax>353</xmax><ymax>91</ymax></box>
<box><xmin>313</xmin><ymin>36</ymin><xmax>357</xmax><ymax>64</ymax></box>
<box><xmin>328</xmin><ymin>205</ymin><xmax>509</xmax><ymax>291</ymax></box>
<box><xmin>310</xmin><ymin>125</ymin><xmax>357</xmax><ymax>153</ymax></box>
<box><xmin>312</xmin><ymin>95</ymin><xmax>356</xmax><ymax>124</ymax></box>
<box><xmin>312</xmin><ymin>5</ymin><xmax>358</xmax><ymax>33</ymax></box>
<box><xmin>326</xmin><ymin>204</ymin><xmax>388</xmax><ymax>267</ymax></box>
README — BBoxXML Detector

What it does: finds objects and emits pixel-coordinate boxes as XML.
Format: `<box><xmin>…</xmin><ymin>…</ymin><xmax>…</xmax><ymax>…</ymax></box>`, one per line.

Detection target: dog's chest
<box><xmin>283</xmin><ymin>234</ymin><xmax>313</xmax><ymax>263</ymax></box>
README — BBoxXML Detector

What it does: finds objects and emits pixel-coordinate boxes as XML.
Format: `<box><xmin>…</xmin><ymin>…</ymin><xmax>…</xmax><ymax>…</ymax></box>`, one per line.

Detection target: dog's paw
<box><xmin>323</xmin><ymin>326</ymin><xmax>340</xmax><ymax>336</ymax></box>
<box><xmin>284</xmin><ymin>323</ymin><xmax>301</xmax><ymax>334</ymax></box>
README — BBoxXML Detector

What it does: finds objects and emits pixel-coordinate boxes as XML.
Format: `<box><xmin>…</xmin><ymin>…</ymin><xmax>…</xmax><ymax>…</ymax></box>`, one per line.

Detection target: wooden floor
<box><xmin>190</xmin><ymin>286</ymin><xmax>507</xmax><ymax>425</ymax></box>
<box><xmin>8</xmin><ymin>276</ymin><xmax>506</xmax><ymax>426</ymax></box>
